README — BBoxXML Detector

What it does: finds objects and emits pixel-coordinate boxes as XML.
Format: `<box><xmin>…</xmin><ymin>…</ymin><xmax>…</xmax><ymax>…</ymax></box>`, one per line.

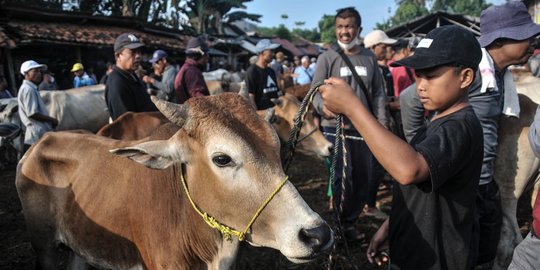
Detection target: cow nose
<box><xmin>299</xmin><ymin>224</ymin><xmax>334</xmax><ymax>252</ymax></box>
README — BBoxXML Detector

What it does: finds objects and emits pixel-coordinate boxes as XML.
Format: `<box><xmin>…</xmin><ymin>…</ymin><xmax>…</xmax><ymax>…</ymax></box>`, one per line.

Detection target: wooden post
<box><xmin>5</xmin><ymin>48</ymin><xmax>17</xmax><ymax>96</ymax></box>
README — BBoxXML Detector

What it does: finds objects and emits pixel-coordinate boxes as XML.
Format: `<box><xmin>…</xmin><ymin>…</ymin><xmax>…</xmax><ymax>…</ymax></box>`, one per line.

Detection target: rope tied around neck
<box><xmin>179</xmin><ymin>164</ymin><xmax>289</xmax><ymax>241</ymax></box>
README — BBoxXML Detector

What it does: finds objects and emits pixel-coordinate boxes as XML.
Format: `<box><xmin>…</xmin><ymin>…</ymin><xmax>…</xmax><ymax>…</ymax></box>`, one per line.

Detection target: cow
<box><xmin>0</xmin><ymin>84</ymin><xmax>109</xmax><ymax>133</ymax></box>
<box><xmin>96</xmin><ymin>111</ymin><xmax>169</xmax><ymax>140</ymax></box>
<box><xmin>492</xmin><ymin>71</ymin><xmax>540</xmax><ymax>269</ymax></box>
<box><xmin>0</xmin><ymin>84</ymin><xmax>109</xmax><ymax>166</ymax></box>
<box><xmin>39</xmin><ymin>84</ymin><xmax>109</xmax><ymax>132</ymax></box>
<box><xmin>268</xmin><ymin>93</ymin><xmax>332</xmax><ymax>158</ymax></box>
<box><xmin>16</xmin><ymin>93</ymin><xmax>334</xmax><ymax>270</ymax></box>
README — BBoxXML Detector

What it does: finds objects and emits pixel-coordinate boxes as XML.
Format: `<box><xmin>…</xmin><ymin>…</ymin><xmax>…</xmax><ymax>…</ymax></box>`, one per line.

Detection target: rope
<box><xmin>179</xmin><ymin>164</ymin><xmax>289</xmax><ymax>241</ymax></box>
<box><xmin>281</xmin><ymin>82</ymin><xmax>357</xmax><ymax>270</ymax></box>
<box><xmin>282</xmin><ymin>82</ymin><xmax>324</xmax><ymax>172</ymax></box>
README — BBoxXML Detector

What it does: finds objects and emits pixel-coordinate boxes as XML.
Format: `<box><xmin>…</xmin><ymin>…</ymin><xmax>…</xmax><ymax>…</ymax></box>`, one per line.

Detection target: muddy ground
<box><xmin>0</xmin><ymin>152</ymin><xmax>533</xmax><ymax>270</ymax></box>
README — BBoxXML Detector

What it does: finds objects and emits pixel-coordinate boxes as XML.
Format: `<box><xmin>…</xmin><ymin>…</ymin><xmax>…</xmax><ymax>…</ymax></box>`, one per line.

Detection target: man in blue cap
<box><xmin>399</xmin><ymin>2</ymin><xmax>540</xmax><ymax>267</ymax></box>
<box><xmin>143</xmin><ymin>50</ymin><xmax>178</xmax><ymax>102</ymax></box>
<box><xmin>173</xmin><ymin>36</ymin><xmax>210</xmax><ymax>104</ymax></box>
<box><xmin>246</xmin><ymin>38</ymin><xmax>281</xmax><ymax>110</ymax></box>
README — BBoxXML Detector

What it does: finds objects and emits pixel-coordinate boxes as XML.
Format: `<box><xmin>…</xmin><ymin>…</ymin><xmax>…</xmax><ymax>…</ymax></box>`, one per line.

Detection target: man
<box><xmin>293</xmin><ymin>56</ymin><xmax>314</xmax><ymax>85</ymax></box>
<box><xmin>312</xmin><ymin>7</ymin><xmax>388</xmax><ymax>240</ymax></box>
<box><xmin>173</xmin><ymin>36</ymin><xmax>210</xmax><ymax>104</ymax></box>
<box><xmin>17</xmin><ymin>60</ymin><xmax>58</xmax><ymax>151</ymax></box>
<box><xmin>399</xmin><ymin>2</ymin><xmax>540</xmax><ymax>266</ymax></box>
<box><xmin>143</xmin><ymin>50</ymin><xmax>178</xmax><ymax>102</ymax></box>
<box><xmin>0</xmin><ymin>75</ymin><xmax>13</xmax><ymax>99</ymax></box>
<box><xmin>99</xmin><ymin>62</ymin><xmax>113</xmax><ymax>84</ymax></box>
<box><xmin>71</xmin><ymin>63</ymin><xmax>96</xmax><ymax>88</ymax></box>
<box><xmin>388</xmin><ymin>39</ymin><xmax>416</xmax><ymax>97</ymax></box>
<box><xmin>246</xmin><ymin>39</ymin><xmax>281</xmax><ymax>110</ymax></box>
<box><xmin>363</xmin><ymin>29</ymin><xmax>397</xmax><ymax>218</ymax></box>
<box><xmin>38</xmin><ymin>65</ymin><xmax>58</xmax><ymax>91</ymax></box>
<box><xmin>105</xmin><ymin>33</ymin><xmax>157</xmax><ymax>120</ymax></box>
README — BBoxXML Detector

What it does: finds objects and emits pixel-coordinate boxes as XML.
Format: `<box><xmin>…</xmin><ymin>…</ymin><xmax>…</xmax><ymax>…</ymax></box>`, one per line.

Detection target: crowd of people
<box><xmin>3</xmin><ymin>1</ymin><xmax>540</xmax><ymax>269</ymax></box>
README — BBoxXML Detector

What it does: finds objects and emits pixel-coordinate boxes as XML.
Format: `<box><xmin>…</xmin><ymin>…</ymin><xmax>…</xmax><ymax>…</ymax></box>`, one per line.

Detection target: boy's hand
<box><xmin>367</xmin><ymin>219</ymin><xmax>390</xmax><ymax>266</ymax></box>
<box><xmin>319</xmin><ymin>77</ymin><xmax>361</xmax><ymax>116</ymax></box>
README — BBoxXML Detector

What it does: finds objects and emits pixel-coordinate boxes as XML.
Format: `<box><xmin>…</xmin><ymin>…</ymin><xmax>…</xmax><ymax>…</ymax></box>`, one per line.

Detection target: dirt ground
<box><xmin>0</xmin><ymin>151</ymin><xmax>533</xmax><ymax>270</ymax></box>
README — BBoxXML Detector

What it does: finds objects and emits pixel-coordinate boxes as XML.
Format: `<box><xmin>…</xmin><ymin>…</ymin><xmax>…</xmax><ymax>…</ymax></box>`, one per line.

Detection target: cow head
<box><xmin>271</xmin><ymin>93</ymin><xmax>332</xmax><ymax>158</ymax></box>
<box><xmin>112</xmin><ymin>93</ymin><xmax>333</xmax><ymax>263</ymax></box>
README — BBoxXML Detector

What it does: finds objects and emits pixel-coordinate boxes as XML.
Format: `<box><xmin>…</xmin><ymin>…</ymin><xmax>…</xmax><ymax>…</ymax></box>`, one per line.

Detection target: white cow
<box><xmin>0</xmin><ymin>84</ymin><xmax>109</xmax><ymax>165</ymax></box>
<box><xmin>493</xmin><ymin>71</ymin><xmax>540</xmax><ymax>269</ymax></box>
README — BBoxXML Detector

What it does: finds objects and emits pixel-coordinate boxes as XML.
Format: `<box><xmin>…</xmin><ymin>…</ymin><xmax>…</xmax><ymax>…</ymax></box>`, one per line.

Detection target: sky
<box><xmin>241</xmin><ymin>0</ymin><xmax>508</xmax><ymax>33</ymax></box>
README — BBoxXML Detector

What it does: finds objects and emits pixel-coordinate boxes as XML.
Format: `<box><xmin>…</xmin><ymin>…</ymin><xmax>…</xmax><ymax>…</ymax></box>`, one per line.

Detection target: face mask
<box><xmin>337</xmin><ymin>28</ymin><xmax>361</xmax><ymax>51</ymax></box>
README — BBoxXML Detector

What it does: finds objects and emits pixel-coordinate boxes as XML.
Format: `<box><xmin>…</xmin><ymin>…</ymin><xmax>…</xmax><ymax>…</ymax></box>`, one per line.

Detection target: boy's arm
<box><xmin>320</xmin><ymin>77</ymin><xmax>430</xmax><ymax>184</ymax></box>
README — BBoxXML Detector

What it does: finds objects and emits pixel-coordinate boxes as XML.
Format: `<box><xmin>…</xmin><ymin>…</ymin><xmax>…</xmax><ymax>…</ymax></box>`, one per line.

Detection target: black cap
<box><xmin>114</xmin><ymin>33</ymin><xmax>144</xmax><ymax>53</ymax></box>
<box><xmin>185</xmin><ymin>36</ymin><xmax>209</xmax><ymax>55</ymax></box>
<box><xmin>390</xmin><ymin>25</ymin><xmax>481</xmax><ymax>70</ymax></box>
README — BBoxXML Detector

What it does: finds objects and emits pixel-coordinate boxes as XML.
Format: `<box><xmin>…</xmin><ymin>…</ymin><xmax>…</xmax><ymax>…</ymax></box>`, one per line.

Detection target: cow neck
<box><xmin>178</xmin><ymin>163</ymin><xmax>289</xmax><ymax>242</ymax></box>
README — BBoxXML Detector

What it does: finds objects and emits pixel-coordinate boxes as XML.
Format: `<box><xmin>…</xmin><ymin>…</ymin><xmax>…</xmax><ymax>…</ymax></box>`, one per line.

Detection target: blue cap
<box><xmin>149</xmin><ymin>50</ymin><xmax>167</xmax><ymax>64</ymax></box>
<box><xmin>479</xmin><ymin>1</ymin><xmax>540</xmax><ymax>47</ymax></box>
<box><xmin>255</xmin><ymin>39</ymin><xmax>280</xmax><ymax>54</ymax></box>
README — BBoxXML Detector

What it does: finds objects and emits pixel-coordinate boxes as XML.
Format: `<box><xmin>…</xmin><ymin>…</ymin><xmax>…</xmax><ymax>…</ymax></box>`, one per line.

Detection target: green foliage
<box><xmin>275</xmin><ymin>24</ymin><xmax>292</xmax><ymax>40</ymax></box>
<box><xmin>379</xmin><ymin>0</ymin><xmax>429</xmax><ymax>30</ymax></box>
<box><xmin>292</xmin><ymin>28</ymin><xmax>320</xmax><ymax>42</ymax></box>
<box><xmin>319</xmin><ymin>14</ymin><xmax>336</xmax><ymax>45</ymax></box>
<box><xmin>431</xmin><ymin>0</ymin><xmax>490</xmax><ymax>17</ymax></box>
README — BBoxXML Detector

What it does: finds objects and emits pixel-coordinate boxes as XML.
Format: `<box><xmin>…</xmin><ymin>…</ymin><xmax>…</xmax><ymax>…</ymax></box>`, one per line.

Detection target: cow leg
<box><xmin>493</xmin><ymin>197</ymin><xmax>523</xmax><ymax>270</ymax></box>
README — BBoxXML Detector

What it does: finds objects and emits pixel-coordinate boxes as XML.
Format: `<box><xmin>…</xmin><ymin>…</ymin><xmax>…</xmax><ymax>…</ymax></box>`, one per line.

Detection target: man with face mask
<box><xmin>312</xmin><ymin>7</ymin><xmax>388</xmax><ymax>241</ymax></box>
<box><xmin>105</xmin><ymin>33</ymin><xmax>157</xmax><ymax>120</ymax></box>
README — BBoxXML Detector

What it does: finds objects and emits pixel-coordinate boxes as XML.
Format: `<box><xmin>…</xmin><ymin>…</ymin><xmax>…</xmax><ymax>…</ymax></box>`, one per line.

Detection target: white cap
<box><xmin>20</xmin><ymin>60</ymin><xmax>44</xmax><ymax>75</ymax></box>
<box><xmin>363</xmin><ymin>30</ymin><xmax>397</xmax><ymax>48</ymax></box>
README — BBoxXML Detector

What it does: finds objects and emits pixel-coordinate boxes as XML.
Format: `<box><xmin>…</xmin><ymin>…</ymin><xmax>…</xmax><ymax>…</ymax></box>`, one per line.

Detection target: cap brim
<box><xmin>382</xmin><ymin>38</ymin><xmax>398</xmax><ymax>45</ymax></box>
<box><xmin>479</xmin><ymin>23</ymin><xmax>540</xmax><ymax>47</ymax></box>
<box><xmin>257</xmin><ymin>44</ymin><xmax>280</xmax><ymax>53</ymax></box>
<box><xmin>390</xmin><ymin>54</ymin><xmax>454</xmax><ymax>70</ymax></box>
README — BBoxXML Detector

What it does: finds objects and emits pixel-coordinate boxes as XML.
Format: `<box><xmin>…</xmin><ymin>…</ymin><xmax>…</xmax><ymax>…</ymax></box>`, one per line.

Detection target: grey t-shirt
<box><xmin>312</xmin><ymin>46</ymin><xmax>388</xmax><ymax>130</ymax></box>
<box><xmin>17</xmin><ymin>80</ymin><xmax>53</xmax><ymax>144</ymax></box>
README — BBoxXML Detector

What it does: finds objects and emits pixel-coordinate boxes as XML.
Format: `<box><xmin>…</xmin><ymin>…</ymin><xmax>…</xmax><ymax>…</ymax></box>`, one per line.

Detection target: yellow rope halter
<box><xmin>179</xmin><ymin>164</ymin><xmax>289</xmax><ymax>241</ymax></box>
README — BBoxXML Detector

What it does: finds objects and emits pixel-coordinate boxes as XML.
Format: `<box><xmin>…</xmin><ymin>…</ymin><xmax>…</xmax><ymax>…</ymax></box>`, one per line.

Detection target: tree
<box><xmin>430</xmin><ymin>0</ymin><xmax>490</xmax><ymax>17</ymax></box>
<box><xmin>274</xmin><ymin>24</ymin><xmax>291</xmax><ymax>40</ymax></box>
<box><xmin>319</xmin><ymin>15</ymin><xmax>336</xmax><ymax>45</ymax></box>
<box><xmin>180</xmin><ymin>0</ymin><xmax>261</xmax><ymax>34</ymax></box>
<box><xmin>378</xmin><ymin>0</ymin><xmax>429</xmax><ymax>30</ymax></box>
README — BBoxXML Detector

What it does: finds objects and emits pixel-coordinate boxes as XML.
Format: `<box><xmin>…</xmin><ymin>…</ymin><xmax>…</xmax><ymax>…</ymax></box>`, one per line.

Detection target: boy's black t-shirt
<box><xmin>246</xmin><ymin>64</ymin><xmax>281</xmax><ymax>110</ymax></box>
<box><xmin>389</xmin><ymin>106</ymin><xmax>483</xmax><ymax>270</ymax></box>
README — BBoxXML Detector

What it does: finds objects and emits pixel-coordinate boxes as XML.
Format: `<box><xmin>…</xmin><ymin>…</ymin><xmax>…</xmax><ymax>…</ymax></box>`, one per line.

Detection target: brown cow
<box><xmin>96</xmin><ymin>111</ymin><xmax>169</xmax><ymax>140</ymax></box>
<box><xmin>270</xmin><ymin>93</ymin><xmax>332</xmax><ymax>158</ymax></box>
<box><xmin>16</xmin><ymin>93</ymin><xmax>333</xmax><ymax>270</ymax></box>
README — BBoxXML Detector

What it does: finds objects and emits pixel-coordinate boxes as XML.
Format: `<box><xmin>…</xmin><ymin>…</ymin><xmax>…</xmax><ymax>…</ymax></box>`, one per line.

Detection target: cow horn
<box><xmin>151</xmin><ymin>96</ymin><xmax>188</xmax><ymax>127</ymax></box>
<box><xmin>238</xmin><ymin>81</ymin><xmax>249</xmax><ymax>100</ymax></box>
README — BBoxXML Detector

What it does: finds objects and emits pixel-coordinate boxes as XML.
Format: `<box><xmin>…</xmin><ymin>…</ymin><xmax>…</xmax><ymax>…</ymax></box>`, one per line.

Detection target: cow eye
<box><xmin>212</xmin><ymin>154</ymin><xmax>233</xmax><ymax>167</ymax></box>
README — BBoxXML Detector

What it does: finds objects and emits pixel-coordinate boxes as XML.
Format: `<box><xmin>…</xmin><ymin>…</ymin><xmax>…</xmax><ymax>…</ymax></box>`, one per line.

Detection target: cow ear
<box><xmin>271</xmin><ymin>98</ymin><xmax>282</xmax><ymax>107</ymax></box>
<box><xmin>111</xmin><ymin>140</ymin><xmax>186</xmax><ymax>169</ymax></box>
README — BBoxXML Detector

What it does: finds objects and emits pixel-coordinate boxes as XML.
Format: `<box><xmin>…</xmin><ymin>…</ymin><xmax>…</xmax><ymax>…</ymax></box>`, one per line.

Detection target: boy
<box><xmin>319</xmin><ymin>25</ymin><xmax>484</xmax><ymax>269</ymax></box>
